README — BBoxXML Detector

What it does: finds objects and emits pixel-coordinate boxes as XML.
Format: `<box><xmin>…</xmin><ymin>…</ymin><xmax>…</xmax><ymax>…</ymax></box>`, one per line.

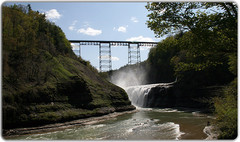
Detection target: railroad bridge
<box><xmin>69</xmin><ymin>40</ymin><xmax>158</xmax><ymax>72</ymax></box>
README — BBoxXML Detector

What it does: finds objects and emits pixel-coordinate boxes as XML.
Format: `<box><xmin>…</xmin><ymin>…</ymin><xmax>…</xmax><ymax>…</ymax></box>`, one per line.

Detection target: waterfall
<box><xmin>124</xmin><ymin>83</ymin><xmax>174</xmax><ymax>108</ymax></box>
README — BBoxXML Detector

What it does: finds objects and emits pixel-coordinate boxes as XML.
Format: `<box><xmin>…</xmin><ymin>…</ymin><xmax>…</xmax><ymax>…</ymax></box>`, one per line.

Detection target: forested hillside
<box><xmin>146</xmin><ymin>2</ymin><xmax>237</xmax><ymax>139</ymax></box>
<box><xmin>2</xmin><ymin>5</ymin><xmax>135</xmax><ymax>130</ymax></box>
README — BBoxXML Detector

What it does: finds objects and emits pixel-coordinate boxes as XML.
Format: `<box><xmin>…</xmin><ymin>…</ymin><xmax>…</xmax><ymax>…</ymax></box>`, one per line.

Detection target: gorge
<box><xmin>7</xmin><ymin>81</ymin><xmax>217</xmax><ymax>140</ymax></box>
<box><xmin>2</xmin><ymin>2</ymin><xmax>237</xmax><ymax>140</ymax></box>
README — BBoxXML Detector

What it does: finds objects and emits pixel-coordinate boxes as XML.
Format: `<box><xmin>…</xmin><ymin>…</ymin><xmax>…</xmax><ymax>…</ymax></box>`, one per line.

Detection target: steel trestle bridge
<box><xmin>69</xmin><ymin>40</ymin><xmax>158</xmax><ymax>72</ymax></box>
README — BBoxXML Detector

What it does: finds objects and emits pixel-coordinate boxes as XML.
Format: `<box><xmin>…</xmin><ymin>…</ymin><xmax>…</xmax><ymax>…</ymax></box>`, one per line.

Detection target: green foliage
<box><xmin>146</xmin><ymin>2</ymin><xmax>237</xmax><ymax>139</ymax></box>
<box><xmin>147</xmin><ymin>36</ymin><xmax>179</xmax><ymax>82</ymax></box>
<box><xmin>2</xmin><ymin>4</ymin><xmax>134</xmax><ymax>129</ymax></box>
<box><xmin>26</xmin><ymin>108</ymin><xmax>98</xmax><ymax>126</ymax></box>
<box><xmin>146</xmin><ymin>2</ymin><xmax>237</xmax><ymax>38</ymax></box>
<box><xmin>228</xmin><ymin>53</ymin><xmax>237</xmax><ymax>76</ymax></box>
<box><xmin>99</xmin><ymin>72</ymin><xmax>111</xmax><ymax>81</ymax></box>
<box><xmin>213</xmin><ymin>79</ymin><xmax>237</xmax><ymax>139</ymax></box>
<box><xmin>147</xmin><ymin>2</ymin><xmax>236</xmax><ymax>83</ymax></box>
<box><xmin>146</xmin><ymin>2</ymin><xmax>200</xmax><ymax>37</ymax></box>
<box><xmin>146</xmin><ymin>2</ymin><xmax>237</xmax><ymax>77</ymax></box>
<box><xmin>2</xmin><ymin>4</ymin><xmax>76</xmax><ymax>85</ymax></box>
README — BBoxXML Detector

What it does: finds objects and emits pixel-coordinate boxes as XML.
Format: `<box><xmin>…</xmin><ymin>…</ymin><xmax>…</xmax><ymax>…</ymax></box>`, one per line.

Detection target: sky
<box><xmin>4</xmin><ymin>2</ymin><xmax>166</xmax><ymax>70</ymax></box>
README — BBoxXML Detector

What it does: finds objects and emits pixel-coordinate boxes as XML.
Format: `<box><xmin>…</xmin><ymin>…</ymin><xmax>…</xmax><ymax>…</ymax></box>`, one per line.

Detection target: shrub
<box><xmin>213</xmin><ymin>79</ymin><xmax>237</xmax><ymax>139</ymax></box>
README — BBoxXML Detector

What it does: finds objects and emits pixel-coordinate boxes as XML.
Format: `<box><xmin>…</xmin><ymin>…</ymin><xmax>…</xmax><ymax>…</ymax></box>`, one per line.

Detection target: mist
<box><xmin>110</xmin><ymin>65</ymin><xmax>148</xmax><ymax>88</ymax></box>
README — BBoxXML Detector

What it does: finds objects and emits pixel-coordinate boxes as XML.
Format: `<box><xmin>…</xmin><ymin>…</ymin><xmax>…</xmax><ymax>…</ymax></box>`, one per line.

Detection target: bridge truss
<box><xmin>69</xmin><ymin>40</ymin><xmax>158</xmax><ymax>72</ymax></box>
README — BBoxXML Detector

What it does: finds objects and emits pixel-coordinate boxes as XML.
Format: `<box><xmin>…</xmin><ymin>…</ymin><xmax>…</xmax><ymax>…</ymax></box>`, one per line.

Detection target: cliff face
<box><xmin>142</xmin><ymin>83</ymin><xmax>220</xmax><ymax>109</ymax></box>
<box><xmin>2</xmin><ymin>5</ymin><xmax>134</xmax><ymax>129</ymax></box>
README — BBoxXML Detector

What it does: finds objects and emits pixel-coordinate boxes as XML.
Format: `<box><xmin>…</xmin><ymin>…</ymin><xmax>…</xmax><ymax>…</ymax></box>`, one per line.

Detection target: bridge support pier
<box><xmin>69</xmin><ymin>40</ymin><xmax>158</xmax><ymax>72</ymax></box>
<box><xmin>128</xmin><ymin>43</ymin><xmax>140</xmax><ymax>65</ymax></box>
<box><xmin>99</xmin><ymin>42</ymin><xmax>112</xmax><ymax>72</ymax></box>
<box><xmin>78</xmin><ymin>43</ymin><xmax>81</xmax><ymax>57</ymax></box>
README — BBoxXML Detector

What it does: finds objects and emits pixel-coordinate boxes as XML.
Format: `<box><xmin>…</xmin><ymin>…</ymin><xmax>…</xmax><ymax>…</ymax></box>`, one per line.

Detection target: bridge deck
<box><xmin>69</xmin><ymin>40</ymin><xmax>158</xmax><ymax>72</ymax></box>
<box><xmin>69</xmin><ymin>40</ymin><xmax>158</xmax><ymax>46</ymax></box>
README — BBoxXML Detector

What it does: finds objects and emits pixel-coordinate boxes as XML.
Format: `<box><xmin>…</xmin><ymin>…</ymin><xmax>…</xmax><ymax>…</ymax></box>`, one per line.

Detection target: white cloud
<box><xmin>98</xmin><ymin>55</ymin><xmax>120</xmax><ymax>61</ymax></box>
<box><xmin>131</xmin><ymin>17</ymin><xmax>139</xmax><ymax>23</ymax></box>
<box><xmin>117</xmin><ymin>26</ymin><xmax>127</xmax><ymax>33</ymax></box>
<box><xmin>45</xmin><ymin>9</ymin><xmax>61</xmax><ymax>20</ymax></box>
<box><xmin>127</xmin><ymin>36</ymin><xmax>156</xmax><ymax>50</ymax></box>
<box><xmin>113</xmin><ymin>25</ymin><xmax>128</xmax><ymax>33</ymax></box>
<box><xmin>69</xmin><ymin>26</ymin><xmax>75</xmax><ymax>31</ymax></box>
<box><xmin>111</xmin><ymin>56</ymin><xmax>120</xmax><ymax>61</ymax></box>
<box><xmin>72</xmin><ymin>20</ymin><xmax>78</xmax><ymax>25</ymax></box>
<box><xmin>68</xmin><ymin>20</ymin><xmax>78</xmax><ymax>31</ymax></box>
<box><xmin>77</xmin><ymin>27</ymin><xmax>102</xmax><ymax>36</ymax></box>
<box><xmin>99</xmin><ymin>55</ymin><xmax>109</xmax><ymax>59</ymax></box>
<box><xmin>83</xmin><ymin>21</ymin><xmax>90</xmax><ymax>27</ymax></box>
<box><xmin>126</xmin><ymin>36</ymin><xmax>155</xmax><ymax>42</ymax></box>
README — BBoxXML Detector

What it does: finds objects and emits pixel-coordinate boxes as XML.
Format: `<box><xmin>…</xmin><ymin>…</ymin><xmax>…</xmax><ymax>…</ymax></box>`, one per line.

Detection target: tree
<box><xmin>146</xmin><ymin>2</ymin><xmax>238</xmax><ymax>139</ymax></box>
<box><xmin>146</xmin><ymin>2</ymin><xmax>237</xmax><ymax>37</ymax></box>
<box><xmin>146</xmin><ymin>2</ymin><xmax>237</xmax><ymax>76</ymax></box>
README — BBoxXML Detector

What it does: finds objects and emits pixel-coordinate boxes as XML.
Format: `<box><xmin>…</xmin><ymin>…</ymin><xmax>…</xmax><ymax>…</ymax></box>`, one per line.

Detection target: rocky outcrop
<box><xmin>126</xmin><ymin>82</ymin><xmax>221</xmax><ymax>109</ymax></box>
<box><xmin>145</xmin><ymin>84</ymin><xmax>176</xmax><ymax>108</ymax></box>
<box><xmin>203</xmin><ymin>126</ymin><xmax>219</xmax><ymax>140</ymax></box>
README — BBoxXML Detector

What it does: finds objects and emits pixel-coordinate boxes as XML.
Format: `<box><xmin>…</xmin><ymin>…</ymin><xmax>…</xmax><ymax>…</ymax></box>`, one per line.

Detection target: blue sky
<box><xmin>4</xmin><ymin>2</ymin><xmax>165</xmax><ymax>70</ymax></box>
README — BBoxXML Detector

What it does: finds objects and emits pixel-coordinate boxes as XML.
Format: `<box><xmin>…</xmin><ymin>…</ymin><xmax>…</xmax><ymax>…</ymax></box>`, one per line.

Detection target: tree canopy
<box><xmin>146</xmin><ymin>2</ymin><xmax>237</xmax><ymax>37</ymax></box>
<box><xmin>146</xmin><ymin>2</ymin><xmax>237</xmax><ymax>77</ymax></box>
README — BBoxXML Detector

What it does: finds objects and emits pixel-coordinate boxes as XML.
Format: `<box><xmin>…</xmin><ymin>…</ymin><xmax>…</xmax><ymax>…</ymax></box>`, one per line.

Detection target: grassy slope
<box><xmin>3</xmin><ymin>49</ymin><xmax>134</xmax><ymax>129</ymax></box>
<box><xmin>2</xmin><ymin>5</ymin><xmax>134</xmax><ymax>129</ymax></box>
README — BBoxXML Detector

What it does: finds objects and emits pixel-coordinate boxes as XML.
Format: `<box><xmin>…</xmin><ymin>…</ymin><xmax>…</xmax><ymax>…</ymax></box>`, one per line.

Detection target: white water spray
<box><xmin>110</xmin><ymin>66</ymin><xmax>177</xmax><ymax>107</ymax></box>
<box><xmin>110</xmin><ymin>66</ymin><xmax>148</xmax><ymax>88</ymax></box>
<box><xmin>124</xmin><ymin>83</ymin><xmax>173</xmax><ymax>107</ymax></box>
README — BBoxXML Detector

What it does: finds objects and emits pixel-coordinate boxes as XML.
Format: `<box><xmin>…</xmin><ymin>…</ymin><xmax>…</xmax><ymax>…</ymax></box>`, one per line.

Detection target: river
<box><xmin>9</xmin><ymin>83</ymin><xmax>215</xmax><ymax>140</ymax></box>
<box><xmin>10</xmin><ymin>108</ymin><xmax>213</xmax><ymax>140</ymax></box>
